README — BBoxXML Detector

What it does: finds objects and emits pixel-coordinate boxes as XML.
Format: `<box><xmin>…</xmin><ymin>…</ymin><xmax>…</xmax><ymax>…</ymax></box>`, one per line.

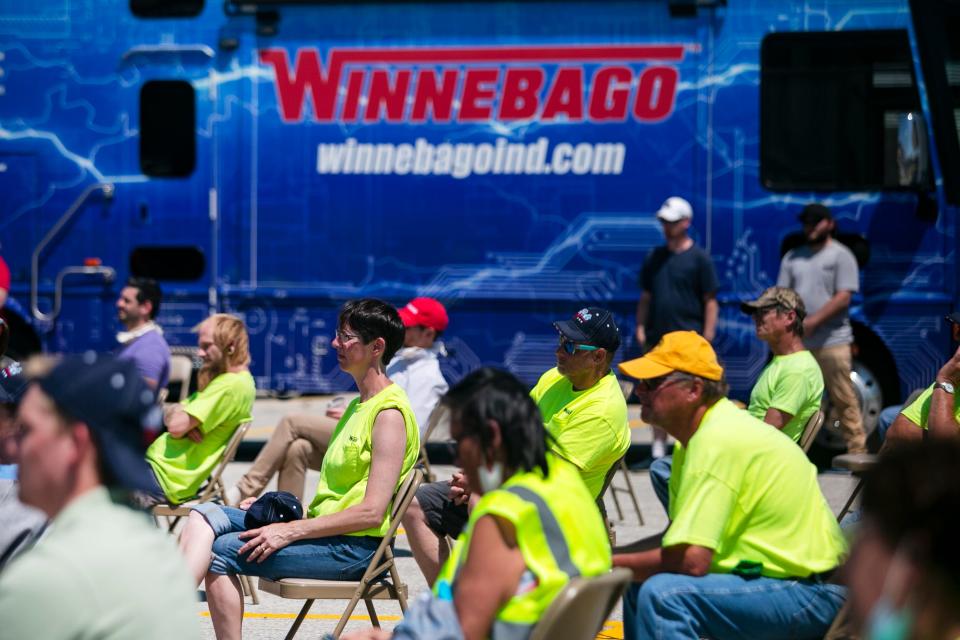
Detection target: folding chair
<box><xmin>258</xmin><ymin>468</ymin><xmax>425</xmax><ymax>639</ymax></box>
<box><xmin>606</xmin><ymin>459</ymin><xmax>644</xmax><ymax>526</ymax></box>
<box><xmin>165</xmin><ymin>354</ymin><xmax>194</xmax><ymax>404</ymax></box>
<box><xmin>528</xmin><ymin>567</ymin><xmax>632</xmax><ymax>640</ymax></box>
<box><xmin>832</xmin><ymin>452</ymin><xmax>878</xmax><ymax>522</ymax></box>
<box><xmin>416</xmin><ymin>406</ymin><xmax>448</xmax><ymax>483</ymax></box>
<box><xmin>152</xmin><ymin>420</ymin><xmax>252</xmax><ymax>533</ymax></box>
<box><xmin>799</xmin><ymin>409</ymin><xmax>826</xmax><ymax>453</ymax></box>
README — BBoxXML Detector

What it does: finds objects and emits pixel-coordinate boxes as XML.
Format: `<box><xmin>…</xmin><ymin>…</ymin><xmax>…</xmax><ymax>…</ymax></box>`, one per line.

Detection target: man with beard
<box><xmin>142</xmin><ymin>314</ymin><xmax>255</xmax><ymax>505</ymax></box>
<box><xmin>777</xmin><ymin>203</ymin><xmax>866</xmax><ymax>453</ymax></box>
<box><xmin>115</xmin><ymin>277</ymin><xmax>171</xmax><ymax>392</ymax></box>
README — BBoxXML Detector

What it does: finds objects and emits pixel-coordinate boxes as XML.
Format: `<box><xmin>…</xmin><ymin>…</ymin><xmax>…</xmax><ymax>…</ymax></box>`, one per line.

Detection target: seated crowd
<box><xmin>0</xmin><ymin>287</ymin><xmax>958</xmax><ymax>640</ymax></box>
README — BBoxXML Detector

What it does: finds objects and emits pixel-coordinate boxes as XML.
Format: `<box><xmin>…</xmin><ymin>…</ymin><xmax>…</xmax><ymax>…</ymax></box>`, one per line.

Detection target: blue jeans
<box><xmin>623</xmin><ymin>572</ymin><xmax>846</xmax><ymax>640</ymax></box>
<box><xmin>193</xmin><ymin>504</ymin><xmax>381</xmax><ymax>580</ymax></box>
<box><xmin>649</xmin><ymin>456</ymin><xmax>672</xmax><ymax>513</ymax></box>
<box><xmin>876</xmin><ymin>404</ymin><xmax>902</xmax><ymax>443</ymax></box>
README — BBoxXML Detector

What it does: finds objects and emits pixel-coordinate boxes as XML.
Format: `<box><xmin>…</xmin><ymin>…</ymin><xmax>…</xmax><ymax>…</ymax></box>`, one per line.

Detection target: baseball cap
<box><xmin>618</xmin><ymin>331</ymin><xmax>723</xmax><ymax>381</ymax></box>
<box><xmin>398</xmin><ymin>297</ymin><xmax>449</xmax><ymax>332</ymax></box>
<box><xmin>798</xmin><ymin>203</ymin><xmax>832</xmax><ymax>225</ymax></box>
<box><xmin>947</xmin><ymin>312</ymin><xmax>960</xmax><ymax>326</ymax></box>
<box><xmin>739</xmin><ymin>286</ymin><xmax>806</xmax><ymax>318</ymax></box>
<box><xmin>553</xmin><ymin>307</ymin><xmax>621</xmax><ymax>352</ymax></box>
<box><xmin>0</xmin><ymin>361</ymin><xmax>27</xmax><ymax>406</ymax></box>
<box><xmin>244</xmin><ymin>490</ymin><xmax>304</xmax><ymax>529</ymax></box>
<box><xmin>36</xmin><ymin>353</ymin><xmax>162</xmax><ymax>493</ymax></box>
<box><xmin>656</xmin><ymin>196</ymin><xmax>693</xmax><ymax>223</ymax></box>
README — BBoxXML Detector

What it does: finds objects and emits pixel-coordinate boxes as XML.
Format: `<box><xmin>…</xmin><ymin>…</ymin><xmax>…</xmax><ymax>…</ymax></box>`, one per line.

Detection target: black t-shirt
<box><xmin>639</xmin><ymin>244</ymin><xmax>718</xmax><ymax>347</ymax></box>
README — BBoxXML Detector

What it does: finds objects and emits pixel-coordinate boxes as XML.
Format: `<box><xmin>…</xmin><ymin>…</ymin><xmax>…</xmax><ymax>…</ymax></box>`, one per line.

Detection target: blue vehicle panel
<box><xmin>1</xmin><ymin>1</ymin><xmax>957</xmax><ymax>423</ymax></box>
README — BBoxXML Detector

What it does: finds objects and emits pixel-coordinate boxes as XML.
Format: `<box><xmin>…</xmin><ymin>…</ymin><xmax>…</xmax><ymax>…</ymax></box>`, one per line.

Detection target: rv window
<box><xmin>140</xmin><ymin>80</ymin><xmax>196</xmax><ymax>177</ymax></box>
<box><xmin>131</xmin><ymin>1</ymin><xmax>204</xmax><ymax>18</ymax></box>
<box><xmin>130</xmin><ymin>247</ymin><xmax>206</xmax><ymax>281</ymax></box>
<box><xmin>761</xmin><ymin>30</ymin><xmax>925</xmax><ymax>191</ymax></box>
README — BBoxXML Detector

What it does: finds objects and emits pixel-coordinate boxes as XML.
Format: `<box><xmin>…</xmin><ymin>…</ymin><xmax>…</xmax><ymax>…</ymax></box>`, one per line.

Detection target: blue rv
<box><xmin>2</xmin><ymin>0</ymin><xmax>959</xmax><ymax>447</ymax></box>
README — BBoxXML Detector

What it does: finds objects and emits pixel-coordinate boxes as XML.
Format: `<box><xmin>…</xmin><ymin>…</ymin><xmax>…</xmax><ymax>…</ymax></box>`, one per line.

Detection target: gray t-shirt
<box><xmin>777</xmin><ymin>240</ymin><xmax>859</xmax><ymax>349</ymax></box>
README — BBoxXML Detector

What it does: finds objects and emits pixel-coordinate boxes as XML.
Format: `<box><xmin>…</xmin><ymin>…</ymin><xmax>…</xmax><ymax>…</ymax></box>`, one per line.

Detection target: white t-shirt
<box><xmin>386</xmin><ymin>344</ymin><xmax>449</xmax><ymax>436</ymax></box>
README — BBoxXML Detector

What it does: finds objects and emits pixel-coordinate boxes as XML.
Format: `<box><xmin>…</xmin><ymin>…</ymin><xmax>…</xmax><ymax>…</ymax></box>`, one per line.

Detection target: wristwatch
<box><xmin>934</xmin><ymin>380</ymin><xmax>955</xmax><ymax>394</ymax></box>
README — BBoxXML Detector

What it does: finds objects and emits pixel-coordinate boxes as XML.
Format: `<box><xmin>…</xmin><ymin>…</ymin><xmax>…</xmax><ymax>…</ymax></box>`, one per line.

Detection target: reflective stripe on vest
<box><xmin>503</xmin><ymin>486</ymin><xmax>579</xmax><ymax>579</ymax></box>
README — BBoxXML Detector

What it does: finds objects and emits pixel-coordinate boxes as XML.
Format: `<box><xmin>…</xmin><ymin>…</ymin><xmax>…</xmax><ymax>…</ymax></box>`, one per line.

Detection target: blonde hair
<box><xmin>195</xmin><ymin>314</ymin><xmax>250</xmax><ymax>390</ymax></box>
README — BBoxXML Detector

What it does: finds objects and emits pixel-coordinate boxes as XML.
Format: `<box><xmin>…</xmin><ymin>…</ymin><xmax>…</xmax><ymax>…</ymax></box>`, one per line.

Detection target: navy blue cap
<box><xmin>0</xmin><ymin>361</ymin><xmax>27</xmax><ymax>406</ymax></box>
<box><xmin>37</xmin><ymin>353</ymin><xmax>162</xmax><ymax>493</ymax></box>
<box><xmin>553</xmin><ymin>307</ymin><xmax>621</xmax><ymax>352</ymax></box>
<box><xmin>244</xmin><ymin>491</ymin><xmax>304</xmax><ymax>529</ymax></box>
<box><xmin>798</xmin><ymin>203</ymin><xmax>833</xmax><ymax>224</ymax></box>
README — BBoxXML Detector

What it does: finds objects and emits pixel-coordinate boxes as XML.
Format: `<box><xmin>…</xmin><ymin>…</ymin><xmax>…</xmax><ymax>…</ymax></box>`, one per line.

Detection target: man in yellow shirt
<box><xmin>614</xmin><ymin>332</ymin><xmax>846</xmax><ymax>639</ymax></box>
<box><xmin>404</xmin><ymin>307</ymin><xmax>630</xmax><ymax>584</ymax></box>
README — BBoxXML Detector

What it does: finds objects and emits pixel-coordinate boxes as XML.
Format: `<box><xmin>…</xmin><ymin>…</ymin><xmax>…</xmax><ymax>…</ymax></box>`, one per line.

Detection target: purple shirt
<box><xmin>118</xmin><ymin>330</ymin><xmax>171</xmax><ymax>391</ymax></box>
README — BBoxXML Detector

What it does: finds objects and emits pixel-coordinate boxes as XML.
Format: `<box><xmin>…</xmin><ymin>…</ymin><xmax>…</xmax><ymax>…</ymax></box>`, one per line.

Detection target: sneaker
<box><xmin>651</xmin><ymin>440</ymin><xmax>666</xmax><ymax>460</ymax></box>
<box><xmin>224</xmin><ymin>486</ymin><xmax>242</xmax><ymax>506</ymax></box>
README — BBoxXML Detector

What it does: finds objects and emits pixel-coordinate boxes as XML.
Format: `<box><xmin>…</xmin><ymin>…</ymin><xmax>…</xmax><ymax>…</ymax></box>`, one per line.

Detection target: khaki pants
<box><xmin>236</xmin><ymin>413</ymin><xmax>337</xmax><ymax>501</ymax></box>
<box><xmin>811</xmin><ymin>343</ymin><xmax>867</xmax><ymax>454</ymax></box>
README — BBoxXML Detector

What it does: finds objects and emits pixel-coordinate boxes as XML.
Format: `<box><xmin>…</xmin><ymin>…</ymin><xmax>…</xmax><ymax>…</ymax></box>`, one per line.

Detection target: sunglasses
<box><xmin>637</xmin><ymin>375</ymin><xmax>683</xmax><ymax>393</ymax></box>
<box><xmin>558</xmin><ymin>336</ymin><xmax>600</xmax><ymax>355</ymax></box>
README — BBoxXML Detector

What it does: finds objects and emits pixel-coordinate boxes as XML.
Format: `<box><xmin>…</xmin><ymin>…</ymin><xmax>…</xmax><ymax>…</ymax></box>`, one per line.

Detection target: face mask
<box><xmin>864</xmin><ymin>595</ymin><xmax>913</xmax><ymax>640</ymax></box>
<box><xmin>864</xmin><ymin>542</ymin><xmax>916</xmax><ymax>640</ymax></box>
<box><xmin>477</xmin><ymin>460</ymin><xmax>504</xmax><ymax>493</ymax></box>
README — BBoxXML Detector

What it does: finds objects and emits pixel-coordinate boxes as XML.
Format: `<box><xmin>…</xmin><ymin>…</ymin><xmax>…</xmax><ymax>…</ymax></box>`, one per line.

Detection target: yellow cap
<box><xmin>618</xmin><ymin>331</ymin><xmax>724</xmax><ymax>381</ymax></box>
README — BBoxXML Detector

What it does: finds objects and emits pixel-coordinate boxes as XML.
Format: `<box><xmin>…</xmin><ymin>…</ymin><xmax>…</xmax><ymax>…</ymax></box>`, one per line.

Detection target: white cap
<box><xmin>656</xmin><ymin>196</ymin><xmax>693</xmax><ymax>222</ymax></box>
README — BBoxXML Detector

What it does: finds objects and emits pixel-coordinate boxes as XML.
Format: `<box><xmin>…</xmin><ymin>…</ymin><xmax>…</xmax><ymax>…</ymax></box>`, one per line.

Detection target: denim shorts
<box><xmin>192</xmin><ymin>503</ymin><xmax>381</xmax><ymax>580</ymax></box>
<box><xmin>416</xmin><ymin>481</ymin><xmax>468</xmax><ymax>539</ymax></box>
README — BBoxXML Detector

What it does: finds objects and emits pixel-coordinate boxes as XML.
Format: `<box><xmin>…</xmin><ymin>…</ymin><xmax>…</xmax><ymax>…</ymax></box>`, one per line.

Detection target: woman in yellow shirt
<box><xmin>179</xmin><ymin>299</ymin><xmax>420</xmax><ymax>640</ymax></box>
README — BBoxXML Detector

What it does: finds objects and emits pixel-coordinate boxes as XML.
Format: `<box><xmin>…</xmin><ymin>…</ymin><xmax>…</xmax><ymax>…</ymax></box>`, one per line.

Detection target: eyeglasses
<box><xmin>558</xmin><ymin>336</ymin><xmax>600</xmax><ymax>355</ymax></box>
<box><xmin>637</xmin><ymin>375</ymin><xmax>685</xmax><ymax>393</ymax></box>
<box><xmin>335</xmin><ymin>330</ymin><xmax>362</xmax><ymax>344</ymax></box>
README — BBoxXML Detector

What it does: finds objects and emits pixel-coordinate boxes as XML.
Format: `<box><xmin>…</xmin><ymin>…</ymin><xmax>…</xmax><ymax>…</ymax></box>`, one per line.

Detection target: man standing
<box><xmin>777</xmin><ymin>203</ymin><xmax>865</xmax><ymax>453</ymax></box>
<box><xmin>0</xmin><ymin>355</ymin><xmax>200</xmax><ymax>639</ymax></box>
<box><xmin>636</xmin><ymin>196</ymin><xmax>719</xmax><ymax>458</ymax></box>
<box><xmin>403</xmin><ymin>307</ymin><xmax>630</xmax><ymax>584</ymax></box>
<box><xmin>116</xmin><ymin>277</ymin><xmax>171</xmax><ymax>392</ymax></box>
<box><xmin>226</xmin><ymin>297</ymin><xmax>449</xmax><ymax>503</ymax></box>
<box><xmin>615</xmin><ymin>332</ymin><xmax>846</xmax><ymax>639</ymax></box>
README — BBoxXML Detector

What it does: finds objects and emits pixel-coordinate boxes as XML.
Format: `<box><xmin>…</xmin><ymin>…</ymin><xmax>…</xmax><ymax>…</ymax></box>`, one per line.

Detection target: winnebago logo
<box><xmin>259</xmin><ymin>44</ymin><xmax>684</xmax><ymax>124</ymax></box>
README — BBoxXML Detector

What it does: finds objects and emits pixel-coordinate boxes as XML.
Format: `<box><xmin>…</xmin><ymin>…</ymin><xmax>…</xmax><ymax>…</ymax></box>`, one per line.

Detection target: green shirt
<box><xmin>529</xmin><ymin>368</ymin><xmax>630</xmax><ymax>498</ymax></box>
<box><xmin>0</xmin><ymin>487</ymin><xmax>200</xmax><ymax>640</ymax></box>
<box><xmin>146</xmin><ymin>370</ymin><xmax>255</xmax><ymax>504</ymax></box>
<box><xmin>307</xmin><ymin>383</ymin><xmax>420</xmax><ymax>537</ymax></box>
<box><xmin>901</xmin><ymin>382</ymin><xmax>960</xmax><ymax>431</ymax></box>
<box><xmin>748</xmin><ymin>350</ymin><xmax>824</xmax><ymax>442</ymax></box>
<box><xmin>665</xmin><ymin>399</ymin><xmax>846</xmax><ymax>578</ymax></box>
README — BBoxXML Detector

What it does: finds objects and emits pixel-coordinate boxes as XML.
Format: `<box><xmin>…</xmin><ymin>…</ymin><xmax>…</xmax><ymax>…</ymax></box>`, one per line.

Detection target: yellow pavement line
<box><xmin>200</xmin><ymin>612</ymin><xmax>403</xmax><ymax>621</ymax></box>
<box><xmin>199</xmin><ymin>611</ymin><xmax>623</xmax><ymax>637</ymax></box>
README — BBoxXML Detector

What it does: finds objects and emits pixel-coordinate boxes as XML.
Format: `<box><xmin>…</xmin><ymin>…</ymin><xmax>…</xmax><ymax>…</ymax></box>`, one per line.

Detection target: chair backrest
<box><xmin>799</xmin><ymin>409</ymin><xmax>826</xmax><ymax>453</ymax></box>
<box><xmin>421</xmin><ymin>405</ymin><xmax>448</xmax><ymax>443</ymax></box>
<box><xmin>618</xmin><ymin>379</ymin><xmax>634</xmax><ymax>401</ymax></box>
<box><xmin>166</xmin><ymin>354</ymin><xmax>194</xmax><ymax>403</ymax></box>
<box><xmin>528</xmin><ymin>567</ymin><xmax>633</xmax><ymax>640</ymax></box>
<box><xmin>355</xmin><ymin>468</ymin><xmax>424</xmax><ymax>582</ymax></box>
<box><xmin>196</xmin><ymin>420</ymin><xmax>251</xmax><ymax>503</ymax></box>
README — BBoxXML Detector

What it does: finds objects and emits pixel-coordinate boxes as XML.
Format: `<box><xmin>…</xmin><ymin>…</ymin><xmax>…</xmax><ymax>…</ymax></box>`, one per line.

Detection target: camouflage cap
<box><xmin>739</xmin><ymin>286</ymin><xmax>806</xmax><ymax>318</ymax></box>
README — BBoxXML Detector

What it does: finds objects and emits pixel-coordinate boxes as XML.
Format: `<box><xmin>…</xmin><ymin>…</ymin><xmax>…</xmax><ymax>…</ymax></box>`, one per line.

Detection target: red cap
<box><xmin>398</xmin><ymin>297</ymin><xmax>449</xmax><ymax>332</ymax></box>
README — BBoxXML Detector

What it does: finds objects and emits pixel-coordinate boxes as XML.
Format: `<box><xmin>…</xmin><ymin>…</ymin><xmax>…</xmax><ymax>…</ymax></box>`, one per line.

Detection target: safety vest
<box><xmin>433</xmin><ymin>454</ymin><xmax>611</xmax><ymax>640</ymax></box>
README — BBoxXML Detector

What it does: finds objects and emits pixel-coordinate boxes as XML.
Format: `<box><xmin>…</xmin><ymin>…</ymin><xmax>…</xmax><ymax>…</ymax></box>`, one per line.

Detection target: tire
<box><xmin>815</xmin><ymin>358</ymin><xmax>885</xmax><ymax>450</ymax></box>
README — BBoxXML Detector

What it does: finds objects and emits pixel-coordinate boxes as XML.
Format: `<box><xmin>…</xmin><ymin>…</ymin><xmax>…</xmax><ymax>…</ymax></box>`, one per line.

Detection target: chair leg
<box><xmin>609</xmin><ymin>476</ymin><xmax>625</xmax><ymax>520</ymax></box>
<box><xmin>239</xmin><ymin>574</ymin><xmax>258</xmax><ymax>605</ymax></box>
<box><xmin>332</xmin><ymin>588</ymin><xmax>365</xmax><ymax>638</ymax></box>
<box><xmin>619</xmin><ymin>460</ymin><xmax>645</xmax><ymax>526</ymax></box>
<box><xmin>837</xmin><ymin>478</ymin><xmax>864</xmax><ymax>522</ymax></box>
<box><xmin>388</xmin><ymin>562</ymin><xmax>408</xmax><ymax>611</ymax></box>
<box><xmin>364</xmin><ymin>599</ymin><xmax>380</xmax><ymax>627</ymax></box>
<box><xmin>285</xmin><ymin>599</ymin><xmax>315</xmax><ymax>640</ymax></box>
